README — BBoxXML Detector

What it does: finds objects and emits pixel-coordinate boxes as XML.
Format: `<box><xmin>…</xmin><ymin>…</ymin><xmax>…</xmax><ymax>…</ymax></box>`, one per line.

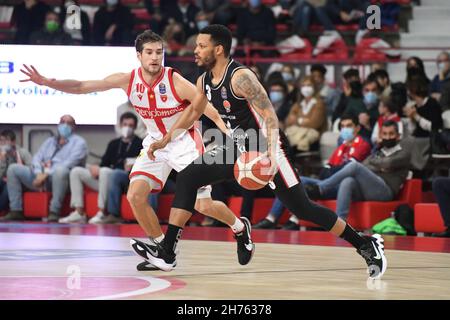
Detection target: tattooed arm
<box><xmin>231</xmin><ymin>69</ymin><xmax>279</xmax><ymax>173</ymax></box>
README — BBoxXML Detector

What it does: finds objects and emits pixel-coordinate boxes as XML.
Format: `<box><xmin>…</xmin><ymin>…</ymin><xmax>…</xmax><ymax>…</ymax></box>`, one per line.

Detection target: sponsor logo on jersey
<box><xmin>159</xmin><ymin>83</ymin><xmax>167</xmax><ymax>95</ymax></box>
<box><xmin>133</xmin><ymin>105</ymin><xmax>186</xmax><ymax>119</ymax></box>
<box><xmin>137</xmin><ymin>94</ymin><xmax>143</xmax><ymax>100</ymax></box>
<box><xmin>223</xmin><ymin>100</ymin><xmax>231</xmax><ymax>113</ymax></box>
<box><xmin>221</xmin><ymin>86</ymin><xmax>228</xmax><ymax>99</ymax></box>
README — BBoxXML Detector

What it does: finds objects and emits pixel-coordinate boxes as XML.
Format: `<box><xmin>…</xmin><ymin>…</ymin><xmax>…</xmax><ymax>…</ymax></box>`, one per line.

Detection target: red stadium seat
<box><xmin>280</xmin><ymin>38</ymin><xmax>313</xmax><ymax>61</ymax></box>
<box><xmin>300</xmin><ymin>179</ymin><xmax>422</xmax><ymax>230</ymax></box>
<box><xmin>353</xmin><ymin>38</ymin><xmax>388</xmax><ymax>63</ymax></box>
<box><xmin>414</xmin><ymin>203</ymin><xmax>446</xmax><ymax>233</ymax></box>
<box><xmin>23</xmin><ymin>192</ymin><xmax>71</xmax><ymax>218</ymax></box>
<box><xmin>132</xmin><ymin>8</ymin><xmax>151</xmax><ymax>21</ymax></box>
<box><xmin>84</xmin><ymin>191</ymin><xmax>99</xmax><ymax>218</ymax></box>
<box><xmin>314</xmin><ymin>39</ymin><xmax>348</xmax><ymax>62</ymax></box>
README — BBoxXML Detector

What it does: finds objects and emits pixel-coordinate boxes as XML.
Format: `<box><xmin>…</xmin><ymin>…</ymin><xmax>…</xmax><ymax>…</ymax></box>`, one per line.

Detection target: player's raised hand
<box><xmin>20</xmin><ymin>64</ymin><xmax>47</xmax><ymax>85</ymax></box>
<box><xmin>147</xmin><ymin>136</ymin><xmax>170</xmax><ymax>160</ymax></box>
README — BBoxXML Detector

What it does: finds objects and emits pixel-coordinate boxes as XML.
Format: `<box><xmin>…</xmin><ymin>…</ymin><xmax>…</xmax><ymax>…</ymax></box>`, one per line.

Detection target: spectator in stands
<box><xmin>0</xmin><ymin>130</ymin><xmax>32</xmax><ymax>213</ymax></box>
<box><xmin>311</xmin><ymin>0</ymin><xmax>370</xmax><ymax>56</ymax></box>
<box><xmin>199</xmin><ymin>0</ymin><xmax>234</xmax><ymax>26</ymax></box>
<box><xmin>1</xmin><ymin>115</ymin><xmax>88</xmax><ymax>222</ymax></box>
<box><xmin>58</xmin><ymin>0</ymin><xmax>91</xmax><ymax>45</ymax></box>
<box><xmin>307</xmin><ymin>121</ymin><xmax>411</xmax><ymax>219</ymax></box>
<box><xmin>405</xmin><ymin>79</ymin><xmax>443</xmax><ymax>139</ymax></box>
<box><xmin>345</xmin><ymin>76</ymin><xmax>381</xmax><ymax>142</ymax></box>
<box><xmin>29</xmin><ymin>11</ymin><xmax>73</xmax><ymax>45</ymax></box>
<box><xmin>310</xmin><ymin>63</ymin><xmax>340</xmax><ymax>116</ymax></box>
<box><xmin>267</xmin><ymin>79</ymin><xmax>292</xmax><ymax>128</ymax></box>
<box><xmin>93</xmin><ymin>0</ymin><xmax>134</xmax><ymax>46</ymax></box>
<box><xmin>236</xmin><ymin>0</ymin><xmax>277</xmax><ymax>57</ymax></box>
<box><xmin>59</xmin><ymin>113</ymin><xmax>142</xmax><ymax>224</ymax></box>
<box><xmin>254</xmin><ymin>114</ymin><xmax>371</xmax><ymax>229</ymax></box>
<box><xmin>373</xmin><ymin>69</ymin><xmax>391</xmax><ymax>100</ymax></box>
<box><xmin>285</xmin><ymin>75</ymin><xmax>327</xmax><ymax>151</ymax></box>
<box><xmin>280</xmin><ymin>65</ymin><xmax>299</xmax><ymax>104</ymax></box>
<box><xmin>163</xmin><ymin>0</ymin><xmax>200</xmax><ymax>40</ymax></box>
<box><xmin>12</xmin><ymin>0</ymin><xmax>50</xmax><ymax>44</ymax></box>
<box><xmin>332</xmin><ymin>68</ymin><xmax>360</xmax><ymax>123</ymax></box>
<box><xmin>371</xmin><ymin>97</ymin><xmax>403</xmax><ymax>145</ymax></box>
<box><xmin>405</xmin><ymin>56</ymin><xmax>430</xmax><ymax>87</ymax></box>
<box><xmin>162</xmin><ymin>21</ymin><xmax>186</xmax><ymax>56</ymax></box>
<box><xmin>405</xmin><ymin>79</ymin><xmax>443</xmax><ymax>171</ymax></box>
<box><xmin>249</xmin><ymin>64</ymin><xmax>263</xmax><ymax>82</ymax></box>
<box><xmin>291</xmin><ymin>0</ymin><xmax>325</xmax><ymax>35</ymax></box>
<box><xmin>430</xmin><ymin>51</ymin><xmax>450</xmax><ymax>101</ymax></box>
<box><xmin>116</xmin><ymin>101</ymin><xmax>146</xmax><ymax>139</ymax></box>
<box><xmin>432</xmin><ymin>177</ymin><xmax>450</xmax><ymax>238</ymax></box>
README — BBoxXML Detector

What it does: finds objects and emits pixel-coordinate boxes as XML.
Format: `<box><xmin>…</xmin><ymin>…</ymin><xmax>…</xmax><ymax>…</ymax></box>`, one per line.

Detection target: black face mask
<box><xmin>381</xmin><ymin>138</ymin><xmax>398</xmax><ymax>149</ymax></box>
<box><xmin>407</xmin><ymin>67</ymin><xmax>420</xmax><ymax>77</ymax></box>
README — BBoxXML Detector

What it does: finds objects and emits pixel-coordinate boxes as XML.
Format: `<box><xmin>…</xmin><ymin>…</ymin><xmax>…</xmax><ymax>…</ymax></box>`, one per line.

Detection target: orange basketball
<box><xmin>233</xmin><ymin>151</ymin><xmax>273</xmax><ymax>190</ymax></box>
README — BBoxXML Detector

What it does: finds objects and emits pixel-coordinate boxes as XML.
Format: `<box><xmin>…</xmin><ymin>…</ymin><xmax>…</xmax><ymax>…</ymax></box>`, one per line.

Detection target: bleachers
<box><xmin>414</xmin><ymin>203</ymin><xmax>446</xmax><ymax>234</ymax></box>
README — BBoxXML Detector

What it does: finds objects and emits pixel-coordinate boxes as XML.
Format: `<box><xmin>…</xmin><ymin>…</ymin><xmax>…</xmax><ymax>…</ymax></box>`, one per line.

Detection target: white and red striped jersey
<box><xmin>127</xmin><ymin>67</ymin><xmax>190</xmax><ymax>140</ymax></box>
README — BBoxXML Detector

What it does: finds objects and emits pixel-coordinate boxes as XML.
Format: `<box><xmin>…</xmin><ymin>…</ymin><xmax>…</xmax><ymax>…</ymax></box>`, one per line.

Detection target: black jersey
<box><xmin>202</xmin><ymin>59</ymin><xmax>264</xmax><ymax>133</ymax></box>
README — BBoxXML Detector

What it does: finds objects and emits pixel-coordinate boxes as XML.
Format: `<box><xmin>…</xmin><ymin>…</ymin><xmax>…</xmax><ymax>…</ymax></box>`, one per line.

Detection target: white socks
<box><xmin>153</xmin><ymin>234</ymin><xmax>165</xmax><ymax>243</ymax></box>
<box><xmin>230</xmin><ymin>217</ymin><xmax>245</xmax><ymax>233</ymax></box>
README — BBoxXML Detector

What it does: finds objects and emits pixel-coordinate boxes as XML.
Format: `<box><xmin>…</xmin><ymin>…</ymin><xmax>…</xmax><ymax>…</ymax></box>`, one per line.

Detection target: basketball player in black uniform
<box><xmin>134</xmin><ymin>25</ymin><xmax>387</xmax><ymax>279</ymax></box>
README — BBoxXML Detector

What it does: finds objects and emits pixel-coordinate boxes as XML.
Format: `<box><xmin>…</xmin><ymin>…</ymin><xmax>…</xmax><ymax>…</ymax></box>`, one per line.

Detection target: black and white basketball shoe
<box><xmin>357</xmin><ymin>233</ymin><xmax>387</xmax><ymax>279</ymax></box>
<box><xmin>234</xmin><ymin>217</ymin><xmax>255</xmax><ymax>265</ymax></box>
<box><xmin>130</xmin><ymin>238</ymin><xmax>176</xmax><ymax>272</ymax></box>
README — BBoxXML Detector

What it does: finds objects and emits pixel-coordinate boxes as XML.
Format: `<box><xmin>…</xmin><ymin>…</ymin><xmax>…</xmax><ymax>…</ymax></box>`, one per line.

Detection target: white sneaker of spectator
<box><xmin>313</xmin><ymin>30</ymin><xmax>341</xmax><ymax>56</ymax></box>
<box><xmin>88</xmin><ymin>211</ymin><xmax>105</xmax><ymax>224</ymax></box>
<box><xmin>355</xmin><ymin>29</ymin><xmax>369</xmax><ymax>45</ymax></box>
<box><xmin>59</xmin><ymin>210</ymin><xmax>87</xmax><ymax>224</ymax></box>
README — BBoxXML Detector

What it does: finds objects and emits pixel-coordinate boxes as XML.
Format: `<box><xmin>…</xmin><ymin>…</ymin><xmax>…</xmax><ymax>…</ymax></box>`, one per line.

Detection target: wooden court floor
<box><xmin>0</xmin><ymin>225</ymin><xmax>449</xmax><ymax>300</ymax></box>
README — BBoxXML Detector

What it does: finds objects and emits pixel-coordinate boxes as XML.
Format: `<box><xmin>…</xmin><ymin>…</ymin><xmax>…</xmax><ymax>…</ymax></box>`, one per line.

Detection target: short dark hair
<box><xmin>311</xmin><ymin>64</ymin><xmax>327</xmax><ymax>76</ymax></box>
<box><xmin>349</xmin><ymin>80</ymin><xmax>363</xmax><ymax>98</ymax></box>
<box><xmin>374</xmin><ymin>69</ymin><xmax>390</xmax><ymax>81</ymax></box>
<box><xmin>380</xmin><ymin>97</ymin><xmax>398</xmax><ymax>114</ymax></box>
<box><xmin>407</xmin><ymin>79</ymin><xmax>429</xmax><ymax>98</ymax></box>
<box><xmin>0</xmin><ymin>129</ymin><xmax>16</xmax><ymax>141</ymax></box>
<box><xmin>135</xmin><ymin>30</ymin><xmax>163</xmax><ymax>53</ymax></box>
<box><xmin>339</xmin><ymin>114</ymin><xmax>359</xmax><ymax>128</ymax></box>
<box><xmin>199</xmin><ymin>24</ymin><xmax>232</xmax><ymax>57</ymax></box>
<box><xmin>343</xmin><ymin>68</ymin><xmax>360</xmax><ymax>81</ymax></box>
<box><xmin>381</xmin><ymin>120</ymin><xmax>399</xmax><ymax>133</ymax></box>
<box><xmin>364</xmin><ymin>73</ymin><xmax>381</xmax><ymax>91</ymax></box>
<box><xmin>120</xmin><ymin>112</ymin><xmax>138</xmax><ymax>127</ymax></box>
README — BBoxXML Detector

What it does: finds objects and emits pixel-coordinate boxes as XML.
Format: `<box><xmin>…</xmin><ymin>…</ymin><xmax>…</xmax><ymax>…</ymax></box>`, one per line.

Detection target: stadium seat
<box><xmin>353</xmin><ymin>38</ymin><xmax>388</xmax><ymax>63</ymax></box>
<box><xmin>314</xmin><ymin>39</ymin><xmax>348</xmax><ymax>62</ymax></box>
<box><xmin>279</xmin><ymin>38</ymin><xmax>313</xmax><ymax>61</ymax></box>
<box><xmin>23</xmin><ymin>192</ymin><xmax>71</xmax><ymax>218</ymax></box>
<box><xmin>306</xmin><ymin>179</ymin><xmax>422</xmax><ymax>230</ymax></box>
<box><xmin>414</xmin><ymin>203</ymin><xmax>446</xmax><ymax>233</ymax></box>
<box><xmin>132</xmin><ymin>8</ymin><xmax>151</xmax><ymax>21</ymax></box>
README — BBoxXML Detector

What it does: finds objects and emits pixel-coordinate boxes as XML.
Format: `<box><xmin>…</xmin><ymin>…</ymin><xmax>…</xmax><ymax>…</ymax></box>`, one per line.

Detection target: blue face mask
<box><xmin>270</xmin><ymin>91</ymin><xmax>284</xmax><ymax>104</ymax></box>
<box><xmin>340</xmin><ymin>127</ymin><xmax>355</xmax><ymax>142</ymax></box>
<box><xmin>196</xmin><ymin>20</ymin><xmax>209</xmax><ymax>31</ymax></box>
<box><xmin>364</xmin><ymin>91</ymin><xmax>378</xmax><ymax>106</ymax></box>
<box><xmin>282</xmin><ymin>72</ymin><xmax>293</xmax><ymax>82</ymax></box>
<box><xmin>58</xmin><ymin>123</ymin><xmax>72</xmax><ymax>138</ymax></box>
<box><xmin>249</xmin><ymin>0</ymin><xmax>261</xmax><ymax>8</ymax></box>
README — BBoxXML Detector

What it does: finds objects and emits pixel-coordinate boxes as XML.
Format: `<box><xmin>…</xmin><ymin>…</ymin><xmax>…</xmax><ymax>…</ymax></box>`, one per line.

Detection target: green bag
<box><xmin>372</xmin><ymin>217</ymin><xmax>407</xmax><ymax>236</ymax></box>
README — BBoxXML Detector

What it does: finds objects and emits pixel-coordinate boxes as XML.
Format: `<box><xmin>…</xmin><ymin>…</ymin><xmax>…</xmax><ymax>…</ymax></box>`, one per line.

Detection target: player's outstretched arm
<box><xmin>147</xmin><ymin>73</ymin><xmax>208</xmax><ymax>159</ymax></box>
<box><xmin>232</xmin><ymin>69</ymin><xmax>279</xmax><ymax>172</ymax></box>
<box><xmin>20</xmin><ymin>64</ymin><xmax>130</xmax><ymax>94</ymax></box>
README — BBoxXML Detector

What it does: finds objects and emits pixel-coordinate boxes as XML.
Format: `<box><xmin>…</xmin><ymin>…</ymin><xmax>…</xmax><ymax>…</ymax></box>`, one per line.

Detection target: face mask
<box><xmin>282</xmin><ymin>72</ymin><xmax>293</xmax><ymax>82</ymax></box>
<box><xmin>407</xmin><ymin>66</ymin><xmax>420</xmax><ymax>76</ymax></box>
<box><xmin>381</xmin><ymin>138</ymin><xmax>398</xmax><ymax>149</ymax></box>
<box><xmin>196</xmin><ymin>20</ymin><xmax>209</xmax><ymax>31</ymax></box>
<box><xmin>46</xmin><ymin>20</ymin><xmax>59</xmax><ymax>33</ymax></box>
<box><xmin>364</xmin><ymin>91</ymin><xmax>378</xmax><ymax>106</ymax></box>
<box><xmin>0</xmin><ymin>144</ymin><xmax>11</xmax><ymax>153</ymax></box>
<box><xmin>58</xmin><ymin>123</ymin><xmax>72</xmax><ymax>139</ymax></box>
<box><xmin>340</xmin><ymin>127</ymin><xmax>355</xmax><ymax>142</ymax></box>
<box><xmin>106</xmin><ymin>0</ymin><xmax>118</xmax><ymax>6</ymax></box>
<box><xmin>121</xmin><ymin>126</ymin><xmax>134</xmax><ymax>138</ymax></box>
<box><xmin>269</xmin><ymin>91</ymin><xmax>284</xmax><ymax>104</ymax></box>
<box><xmin>301</xmin><ymin>85</ymin><xmax>314</xmax><ymax>98</ymax></box>
<box><xmin>438</xmin><ymin>62</ymin><xmax>448</xmax><ymax>73</ymax></box>
<box><xmin>249</xmin><ymin>0</ymin><xmax>261</xmax><ymax>8</ymax></box>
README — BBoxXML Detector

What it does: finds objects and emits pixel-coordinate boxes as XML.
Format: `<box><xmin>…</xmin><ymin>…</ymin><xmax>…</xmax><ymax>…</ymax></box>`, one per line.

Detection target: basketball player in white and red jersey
<box><xmin>20</xmin><ymin>30</ymin><xmax>255</xmax><ymax>271</ymax></box>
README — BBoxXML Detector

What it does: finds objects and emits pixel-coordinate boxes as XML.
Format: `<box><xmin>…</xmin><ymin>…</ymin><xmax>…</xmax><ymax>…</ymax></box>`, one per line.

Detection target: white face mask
<box><xmin>301</xmin><ymin>85</ymin><xmax>314</xmax><ymax>98</ymax></box>
<box><xmin>121</xmin><ymin>126</ymin><xmax>134</xmax><ymax>138</ymax></box>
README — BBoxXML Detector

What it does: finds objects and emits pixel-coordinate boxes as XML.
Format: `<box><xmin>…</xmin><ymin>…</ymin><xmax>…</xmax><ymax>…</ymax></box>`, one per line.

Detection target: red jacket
<box><xmin>328</xmin><ymin>135</ymin><xmax>371</xmax><ymax>167</ymax></box>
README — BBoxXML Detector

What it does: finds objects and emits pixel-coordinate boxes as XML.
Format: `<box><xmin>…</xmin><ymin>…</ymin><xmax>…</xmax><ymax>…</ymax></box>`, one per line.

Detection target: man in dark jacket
<box><xmin>93</xmin><ymin>0</ymin><xmax>134</xmax><ymax>46</ymax></box>
<box><xmin>12</xmin><ymin>0</ymin><xmax>50</xmax><ymax>44</ymax></box>
<box><xmin>307</xmin><ymin>120</ymin><xmax>411</xmax><ymax>219</ymax></box>
<box><xmin>60</xmin><ymin>112</ymin><xmax>142</xmax><ymax>224</ymax></box>
<box><xmin>29</xmin><ymin>10</ymin><xmax>73</xmax><ymax>45</ymax></box>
